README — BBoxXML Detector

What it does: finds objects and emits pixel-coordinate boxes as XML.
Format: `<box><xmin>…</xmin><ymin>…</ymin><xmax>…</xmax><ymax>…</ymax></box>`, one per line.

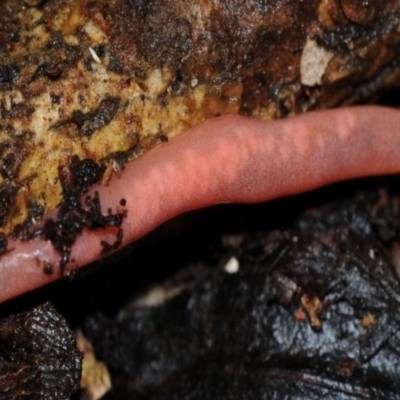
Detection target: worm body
<box><xmin>1</xmin><ymin>106</ymin><xmax>399</xmax><ymax>304</ymax></box>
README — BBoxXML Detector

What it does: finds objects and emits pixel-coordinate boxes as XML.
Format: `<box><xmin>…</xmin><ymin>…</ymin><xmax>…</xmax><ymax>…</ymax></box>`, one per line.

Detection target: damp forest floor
<box><xmin>3</xmin><ymin>175</ymin><xmax>400</xmax><ymax>399</ymax></box>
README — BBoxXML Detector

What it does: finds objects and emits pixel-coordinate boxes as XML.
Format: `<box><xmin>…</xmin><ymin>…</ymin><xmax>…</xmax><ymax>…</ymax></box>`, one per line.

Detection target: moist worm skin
<box><xmin>1</xmin><ymin>105</ymin><xmax>400</xmax><ymax>304</ymax></box>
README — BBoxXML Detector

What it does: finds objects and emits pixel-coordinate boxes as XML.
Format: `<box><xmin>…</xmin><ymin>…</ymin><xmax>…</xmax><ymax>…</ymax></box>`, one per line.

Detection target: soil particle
<box><xmin>72</xmin><ymin>97</ymin><xmax>121</xmax><ymax>138</ymax></box>
<box><xmin>10</xmin><ymin>156</ymin><xmax>126</xmax><ymax>272</ymax></box>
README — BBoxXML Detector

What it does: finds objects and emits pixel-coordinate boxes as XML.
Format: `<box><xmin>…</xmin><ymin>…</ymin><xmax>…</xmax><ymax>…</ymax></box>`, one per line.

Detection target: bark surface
<box><xmin>1</xmin><ymin>0</ymin><xmax>400</xmax><ymax>235</ymax></box>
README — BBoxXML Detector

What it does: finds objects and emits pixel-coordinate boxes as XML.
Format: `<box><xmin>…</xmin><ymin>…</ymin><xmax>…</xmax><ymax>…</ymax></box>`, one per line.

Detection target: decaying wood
<box><xmin>1</xmin><ymin>0</ymin><xmax>400</xmax><ymax>235</ymax></box>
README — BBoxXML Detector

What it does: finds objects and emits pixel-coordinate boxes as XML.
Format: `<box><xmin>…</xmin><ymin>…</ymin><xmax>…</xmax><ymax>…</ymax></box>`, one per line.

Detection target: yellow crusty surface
<box><xmin>1</xmin><ymin>0</ymin><xmax>400</xmax><ymax>235</ymax></box>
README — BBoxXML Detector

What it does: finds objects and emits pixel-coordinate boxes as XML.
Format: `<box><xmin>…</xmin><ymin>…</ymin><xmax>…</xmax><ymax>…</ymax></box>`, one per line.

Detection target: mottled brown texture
<box><xmin>0</xmin><ymin>0</ymin><xmax>400</xmax><ymax>235</ymax></box>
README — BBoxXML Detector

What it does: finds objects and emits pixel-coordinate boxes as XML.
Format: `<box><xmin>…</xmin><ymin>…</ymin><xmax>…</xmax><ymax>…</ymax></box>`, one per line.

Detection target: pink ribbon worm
<box><xmin>1</xmin><ymin>105</ymin><xmax>399</xmax><ymax>304</ymax></box>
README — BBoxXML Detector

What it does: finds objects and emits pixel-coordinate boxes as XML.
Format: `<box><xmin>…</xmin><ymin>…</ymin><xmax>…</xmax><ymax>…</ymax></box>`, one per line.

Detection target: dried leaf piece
<box><xmin>0</xmin><ymin>302</ymin><xmax>82</xmax><ymax>400</ymax></box>
<box><xmin>76</xmin><ymin>330</ymin><xmax>111</xmax><ymax>400</ymax></box>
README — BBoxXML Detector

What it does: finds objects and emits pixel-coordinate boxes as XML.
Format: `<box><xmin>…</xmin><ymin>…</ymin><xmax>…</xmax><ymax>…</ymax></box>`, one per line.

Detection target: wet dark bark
<box><xmin>85</xmin><ymin>183</ymin><xmax>400</xmax><ymax>399</ymax></box>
